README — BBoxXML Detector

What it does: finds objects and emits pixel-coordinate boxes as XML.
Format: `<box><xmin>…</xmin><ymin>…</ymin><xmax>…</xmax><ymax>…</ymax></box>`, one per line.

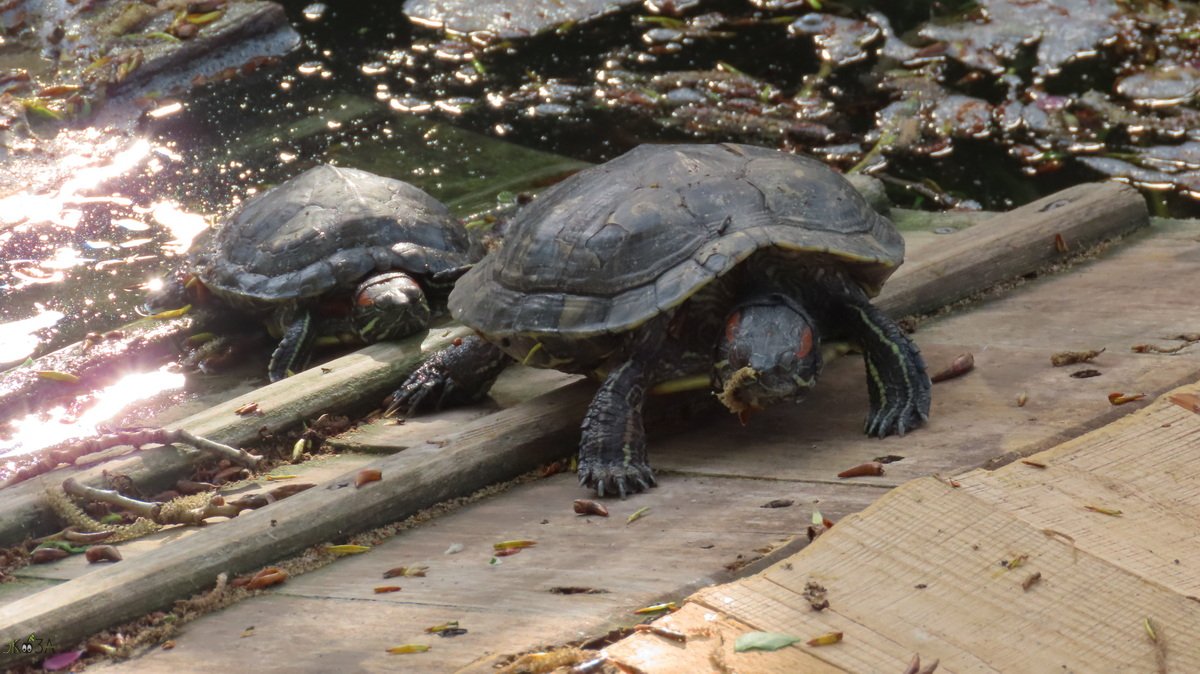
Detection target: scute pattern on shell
<box><xmin>200</xmin><ymin>165</ymin><xmax>470</xmax><ymax>306</ymax></box>
<box><xmin>450</xmin><ymin>143</ymin><xmax>902</xmax><ymax>339</ymax></box>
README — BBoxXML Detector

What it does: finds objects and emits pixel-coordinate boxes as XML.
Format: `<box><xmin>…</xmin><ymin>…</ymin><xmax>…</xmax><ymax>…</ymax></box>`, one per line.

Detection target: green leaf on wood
<box><xmin>734</xmin><ymin>631</ymin><xmax>802</xmax><ymax>652</ymax></box>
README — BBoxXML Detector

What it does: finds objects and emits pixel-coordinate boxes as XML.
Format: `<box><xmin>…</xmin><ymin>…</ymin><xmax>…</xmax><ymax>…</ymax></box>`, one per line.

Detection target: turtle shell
<box><xmin>450</xmin><ymin>143</ymin><xmax>903</xmax><ymax>340</ymax></box>
<box><xmin>199</xmin><ymin>165</ymin><xmax>470</xmax><ymax>307</ymax></box>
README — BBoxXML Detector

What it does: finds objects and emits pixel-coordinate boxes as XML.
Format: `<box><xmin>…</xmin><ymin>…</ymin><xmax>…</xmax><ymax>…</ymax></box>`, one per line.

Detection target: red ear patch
<box><xmin>724</xmin><ymin>311</ymin><xmax>742</xmax><ymax>344</ymax></box>
<box><xmin>796</xmin><ymin>325</ymin><xmax>814</xmax><ymax>359</ymax></box>
<box><xmin>355</xmin><ymin>292</ymin><xmax>375</xmax><ymax>307</ymax></box>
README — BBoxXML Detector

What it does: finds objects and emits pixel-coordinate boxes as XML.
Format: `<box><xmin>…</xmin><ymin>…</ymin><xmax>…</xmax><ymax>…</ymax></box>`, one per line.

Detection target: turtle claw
<box><xmin>578</xmin><ymin>460</ymin><xmax>656</xmax><ymax>499</ymax></box>
<box><xmin>385</xmin><ymin>336</ymin><xmax>509</xmax><ymax>417</ymax></box>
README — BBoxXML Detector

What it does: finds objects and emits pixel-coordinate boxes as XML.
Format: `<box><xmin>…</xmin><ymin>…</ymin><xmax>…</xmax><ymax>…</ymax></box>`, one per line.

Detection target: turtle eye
<box><xmin>795</xmin><ymin>325</ymin><xmax>814</xmax><ymax>359</ymax></box>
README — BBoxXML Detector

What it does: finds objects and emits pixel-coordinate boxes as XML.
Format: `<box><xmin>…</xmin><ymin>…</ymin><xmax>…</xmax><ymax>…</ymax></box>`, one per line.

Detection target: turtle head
<box><xmin>140</xmin><ymin>271</ymin><xmax>206</xmax><ymax>316</ymax></box>
<box><xmin>713</xmin><ymin>295</ymin><xmax>823</xmax><ymax>418</ymax></box>
<box><xmin>352</xmin><ymin>271</ymin><xmax>432</xmax><ymax>342</ymax></box>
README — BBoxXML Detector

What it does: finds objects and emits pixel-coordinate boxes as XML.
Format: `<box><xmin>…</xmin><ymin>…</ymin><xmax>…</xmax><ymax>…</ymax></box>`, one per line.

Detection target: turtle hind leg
<box><xmin>578</xmin><ymin>358</ymin><xmax>657</xmax><ymax>498</ymax></box>
<box><xmin>847</xmin><ymin>301</ymin><xmax>930</xmax><ymax>437</ymax></box>
<box><xmin>386</xmin><ymin>335</ymin><xmax>510</xmax><ymax>416</ymax></box>
<box><xmin>268</xmin><ymin>307</ymin><xmax>316</xmax><ymax>382</ymax></box>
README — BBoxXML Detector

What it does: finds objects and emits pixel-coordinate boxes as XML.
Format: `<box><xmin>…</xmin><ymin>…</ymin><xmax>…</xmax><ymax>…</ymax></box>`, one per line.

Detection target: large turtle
<box><xmin>152</xmin><ymin>165</ymin><xmax>472</xmax><ymax>381</ymax></box>
<box><xmin>389</xmin><ymin>143</ymin><xmax>931</xmax><ymax>497</ymax></box>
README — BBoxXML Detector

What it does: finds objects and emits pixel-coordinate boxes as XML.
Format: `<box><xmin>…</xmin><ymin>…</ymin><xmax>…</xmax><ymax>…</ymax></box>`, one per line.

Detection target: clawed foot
<box><xmin>385</xmin><ymin>358</ymin><xmax>460</xmax><ymax>417</ymax></box>
<box><xmin>578</xmin><ymin>458</ymin><xmax>656</xmax><ymax>498</ymax></box>
<box><xmin>384</xmin><ymin>336</ymin><xmax>509</xmax><ymax>417</ymax></box>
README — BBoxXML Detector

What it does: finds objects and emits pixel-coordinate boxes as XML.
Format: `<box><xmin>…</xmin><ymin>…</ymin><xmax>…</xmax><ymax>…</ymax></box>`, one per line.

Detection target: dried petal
<box><xmin>234</xmin><ymin>402</ymin><xmax>261</xmax><ymax>416</ymax></box>
<box><xmin>573</xmin><ymin>499</ymin><xmax>609</xmax><ymax>517</ymax></box>
<box><xmin>383</xmin><ymin>565</ymin><xmax>428</xmax><ymax>578</ymax></box>
<box><xmin>355</xmin><ymin>468</ymin><xmax>383</xmax><ymax>488</ymax></box>
<box><xmin>1108</xmin><ymin>392</ymin><xmax>1146</xmax><ymax>405</ymax></box>
<box><xmin>246</xmin><ymin>567</ymin><xmax>288</xmax><ymax>589</ymax></box>
<box><xmin>31</xmin><ymin>547</ymin><xmax>71</xmax><ymax>563</ymax></box>
<box><xmin>837</xmin><ymin>461</ymin><xmax>884</xmax><ymax>478</ymax></box>
<box><xmin>374</xmin><ymin>586</ymin><xmax>402</xmax><ymax>593</ymax></box>
<box><xmin>1021</xmin><ymin>571</ymin><xmax>1042</xmax><ymax>591</ymax></box>
<box><xmin>930</xmin><ymin>352</ymin><xmax>974</xmax><ymax>382</ymax></box>
<box><xmin>85</xmin><ymin>545</ymin><xmax>123</xmax><ymax>563</ymax></box>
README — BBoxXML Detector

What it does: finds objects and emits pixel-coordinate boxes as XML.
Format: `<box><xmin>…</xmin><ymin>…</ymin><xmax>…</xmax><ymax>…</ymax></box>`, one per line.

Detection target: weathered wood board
<box><xmin>606</xmin><ymin>378</ymin><xmax>1200</xmax><ymax>673</ymax></box>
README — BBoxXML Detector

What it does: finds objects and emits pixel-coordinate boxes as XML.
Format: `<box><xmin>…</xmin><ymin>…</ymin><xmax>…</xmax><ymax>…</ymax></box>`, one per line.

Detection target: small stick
<box><xmin>63</xmin><ymin>477</ymin><xmax>161</xmax><ymax>521</ymax></box>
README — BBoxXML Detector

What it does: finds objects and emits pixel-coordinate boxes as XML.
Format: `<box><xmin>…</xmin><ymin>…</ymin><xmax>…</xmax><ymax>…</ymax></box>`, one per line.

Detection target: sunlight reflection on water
<box><xmin>0</xmin><ymin>367</ymin><xmax>186</xmax><ymax>461</ymax></box>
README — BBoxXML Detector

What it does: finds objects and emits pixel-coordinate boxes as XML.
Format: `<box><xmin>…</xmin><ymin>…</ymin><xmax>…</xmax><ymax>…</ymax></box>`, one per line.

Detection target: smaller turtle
<box><xmin>388</xmin><ymin>143</ymin><xmax>930</xmax><ymax>497</ymax></box>
<box><xmin>149</xmin><ymin>165</ymin><xmax>472</xmax><ymax>380</ymax></box>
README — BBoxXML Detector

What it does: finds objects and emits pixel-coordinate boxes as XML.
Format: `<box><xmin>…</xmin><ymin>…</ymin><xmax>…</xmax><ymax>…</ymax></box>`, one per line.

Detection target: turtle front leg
<box><xmin>385</xmin><ymin>336</ymin><xmax>510</xmax><ymax>416</ymax></box>
<box><xmin>840</xmin><ymin>299</ymin><xmax>931</xmax><ymax>437</ymax></box>
<box><xmin>579</xmin><ymin>358</ymin><xmax>657</xmax><ymax>498</ymax></box>
<box><xmin>268</xmin><ymin>307</ymin><xmax>317</xmax><ymax>382</ymax></box>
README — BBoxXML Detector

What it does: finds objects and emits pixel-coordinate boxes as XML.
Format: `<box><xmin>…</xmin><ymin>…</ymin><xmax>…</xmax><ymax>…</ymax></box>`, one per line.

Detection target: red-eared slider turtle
<box><xmin>388</xmin><ymin>143</ymin><xmax>930</xmax><ymax>497</ymax></box>
<box><xmin>151</xmin><ymin>165</ymin><xmax>472</xmax><ymax>381</ymax></box>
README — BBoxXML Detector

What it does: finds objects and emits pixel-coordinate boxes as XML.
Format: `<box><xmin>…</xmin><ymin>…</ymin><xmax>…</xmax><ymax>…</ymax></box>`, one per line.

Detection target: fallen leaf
<box><xmin>387</xmin><ymin>644</ymin><xmax>431</xmax><ymax>654</ymax></box>
<box><xmin>734</xmin><ymin>631</ymin><xmax>802</xmax><ymax>652</ymax></box>
<box><xmin>374</xmin><ymin>586</ymin><xmax>402</xmax><ymax>593</ymax></box>
<box><xmin>326</xmin><ymin>544</ymin><xmax>371</xmax><ymax>556</ymax></box>
<box><xmin>1085</xmin><ymin>504</ymin><xmax>1123</xmax><ymax>516</ymax></box>
<box><xmin>626</xmin><ymin>506</ymin><xmax>651</xmax><ymax>525</ymax></box>
<box><xmin>806</xmin><ymin>631</ymin><xmax>844</xmax><ymax>647</ymax></box>
<box><xmin>493</xmin><ymin>539</ymin><xmax>536</xmax><ymax>550</ymax></box>
<box><xmin>36</xmin><ymin>370</ymin><xmax>80</xmax><ymax>383</ymax></box>
<box><xmin>633</xmin><ymin>601</ymin><xmax>677</xmax><ymax>615</ymax></box>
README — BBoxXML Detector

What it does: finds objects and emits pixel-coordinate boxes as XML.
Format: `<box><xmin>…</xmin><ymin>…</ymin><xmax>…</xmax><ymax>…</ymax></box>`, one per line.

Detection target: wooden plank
<box><xmin>957</xmin><ymin>380</ymin><xmax>1200</xmax><ymax>598</ymax></box>
<box><xmin>876</xmin><ymin>182</ymin><xmax>1148</xmax><ymax>317</ymax></box>
<box><xmin>665</xmin><ymin>478</ymin><xmax>1200</xmax><ymax>673</ymax></box>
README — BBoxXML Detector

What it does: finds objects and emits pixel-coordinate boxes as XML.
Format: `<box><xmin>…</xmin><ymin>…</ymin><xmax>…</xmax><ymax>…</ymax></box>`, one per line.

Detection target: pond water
<box><xmin>2</xmin><ymin>0</ymin><xmax>1199</xmax><ymax>460</ymax></box>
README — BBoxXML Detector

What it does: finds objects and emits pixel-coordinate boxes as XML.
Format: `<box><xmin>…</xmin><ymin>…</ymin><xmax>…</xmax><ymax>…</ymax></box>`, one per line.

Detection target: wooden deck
<box><xmin>4</xmin><ymin>187</ymin><xmax>1200</xmax><ymax>672</ymax></box>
